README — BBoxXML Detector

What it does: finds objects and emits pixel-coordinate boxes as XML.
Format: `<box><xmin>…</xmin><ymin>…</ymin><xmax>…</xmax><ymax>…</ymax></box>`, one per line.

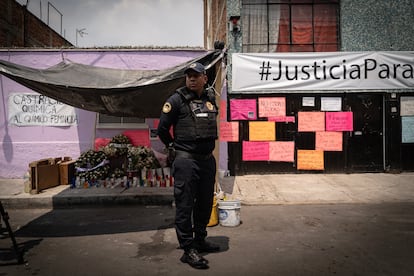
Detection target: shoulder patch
<box><xmin>206</xmin><ymin>101</ymin><xmax>214</xmax><ymax>111</ymax></box>
<box><xmin>162</xmin><ymin>102</ymin><xmax>172</xmax><ymax>113</ymax></box>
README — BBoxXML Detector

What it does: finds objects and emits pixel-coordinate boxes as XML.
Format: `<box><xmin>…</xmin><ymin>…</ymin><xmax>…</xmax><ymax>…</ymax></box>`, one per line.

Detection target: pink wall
<box><xmin>0</xmin><ymin>49</ymin><xmax>205</xmax><ymax>178</ymax></box>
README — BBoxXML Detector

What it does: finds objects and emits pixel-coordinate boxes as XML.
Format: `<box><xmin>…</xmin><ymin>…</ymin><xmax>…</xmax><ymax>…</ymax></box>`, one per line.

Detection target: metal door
<box><xmin>346</xmin><ymin>94</ymin><xmax>384</xmax><ymax>172</ymax></box>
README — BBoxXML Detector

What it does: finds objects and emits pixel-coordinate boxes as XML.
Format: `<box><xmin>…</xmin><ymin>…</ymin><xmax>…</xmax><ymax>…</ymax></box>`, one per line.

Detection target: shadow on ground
<box><xmin>14</xmin><ymin>206</ymin><xmax>176</xmax><ymax>238</ymax></box>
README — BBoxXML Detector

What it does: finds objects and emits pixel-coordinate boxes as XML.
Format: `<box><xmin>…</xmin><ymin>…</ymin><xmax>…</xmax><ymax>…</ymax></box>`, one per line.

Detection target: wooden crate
<box><xmin>29</xmin><ymin>158</ymin><xmax>60</xmax><ymax>194</ymax></box>
<box><xmin>59</xmin><ymin>159</ymin><xmax>76</xmax><ymax>185</ymax></box>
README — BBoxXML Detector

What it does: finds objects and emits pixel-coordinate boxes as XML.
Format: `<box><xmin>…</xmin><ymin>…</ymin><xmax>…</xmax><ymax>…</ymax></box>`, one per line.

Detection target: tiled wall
<box><xmin>226</xmin><ymin>0</ymin><xmax>414</xmax><ymax>52</ymax></box>
<box><xmin>340</xmin><ymin>0</ymin><xmax>414</xmax><ymax>51</ymax></box>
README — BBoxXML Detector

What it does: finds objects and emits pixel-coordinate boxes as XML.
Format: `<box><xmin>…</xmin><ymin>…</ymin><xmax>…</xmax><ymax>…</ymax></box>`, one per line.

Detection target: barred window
<box><xmin>242</xmin><ymin>0</ymin><xmax>340</xmax><ymax>53</ymax></box>
<box><xmin>97</xmin><ymin>114</ymin><xmax>146</xmax><ymax>128</ymax></box>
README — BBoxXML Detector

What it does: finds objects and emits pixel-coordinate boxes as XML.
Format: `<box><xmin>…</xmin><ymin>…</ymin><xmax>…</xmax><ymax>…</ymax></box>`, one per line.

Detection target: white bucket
<box><xmin>218</xmin><ymin>200</ymin><xmax>241</xmax><ymax>227</ymax></box>
<box><xmin>218</xmin><ymin>170</ymin><xmax>226</xmax><ymax>179</ymax></box>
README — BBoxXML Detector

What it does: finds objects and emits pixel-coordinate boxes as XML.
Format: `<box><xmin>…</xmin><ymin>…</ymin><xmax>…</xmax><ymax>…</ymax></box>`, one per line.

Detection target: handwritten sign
<box><xmin>269</xmin><ymin>141</ymin><xmax>295</xmax><ymax>162</ymax></box>
<box><xmin>298</xmin><ymin>112</ymin><xmax>325</xmax><ymax>132</ymax></box>
<box><xmin>302</xmin><ymin>97</ymin><xmax>315</xmax><ymax>107</ymax></box>
<box><xmin>297</xmin><ymin>150</ymin><xmax>324</xmax><ymax>170</ymax></box>
<box><xmin>258</xmin><ymin>97</ymin><xmax>286</xmax><ymax>118</ymax></box>
<box><xmin>8</xmin><ymin>93</ymin><xmax>78</xmax><ymax>126</ymax></box>
<box><xmin>401</xmin><ymin>97</ymin><xmax>414</xmax><ymax>116</ymax></box>
<box><xmin>315</xmin><ymin>131</ymin><xmax>343</xmax><ymax>151</ymax></box>
<box><xmin>321</xmin><ymin>97</ymin><xmax>342</xmax><ymax>111</ymax></box>
<box><xmin>268</xmin><ymin>116</ymin><xmax>295</xmax><ymax>123</ymax></box>
<box><xmin>219</xmin><ymin>121</ymin><xmax>239</xmax><ymax>142</ymax></box>
<box><xmin>230</xmin><ymin>99</ymin><xmax>257</xmax><ymax>120</ymax></box>
<box><xmin>249</xmin><ymin>121</ymin><xmax>275</xmax><ymax>141</ymax></box>
<box><xmin>326</xmin><ymin>112</ymin><xmax>353</xmax><ymax>131</ymax></box>
<box><xmin>402</xmin><ymin>116</ymin><xmax>414</xmax><ymax>143</ymax></box>
<box><xmin>242</xmin><ymin>141</ymin><xmax>269</xmax><ymax>161</ymax></box>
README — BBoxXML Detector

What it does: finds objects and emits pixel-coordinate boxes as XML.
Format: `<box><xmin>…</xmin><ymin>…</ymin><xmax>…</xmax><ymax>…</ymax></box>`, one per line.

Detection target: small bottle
<box><xmin>80</xmin><ymin>177</ymin><xmax>85</xmax><ymax>189</ymax></box>
<box><xmin>75</xmin><ymin>176</ymin><xmax>81</xmax><ymax>188</ymax></box>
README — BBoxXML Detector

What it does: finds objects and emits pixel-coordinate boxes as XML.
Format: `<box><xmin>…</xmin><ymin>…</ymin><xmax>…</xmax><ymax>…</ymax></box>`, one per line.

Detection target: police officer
<box><xmin>157</xmin><ymin>62</ymin><xmax>219</xmax><ymax>269</ymax></box>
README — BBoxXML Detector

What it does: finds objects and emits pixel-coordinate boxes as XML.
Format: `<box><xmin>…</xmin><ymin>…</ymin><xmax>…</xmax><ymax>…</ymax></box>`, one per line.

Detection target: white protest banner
<box><xmin>232</xmin><ymin>52</ymin><xmax>414</xmax><ymax>92</ymax></box>
<box><xmin>8</xmin><ymin>93</ymin><xmax>78</xmax><ymax>126</ymax></box>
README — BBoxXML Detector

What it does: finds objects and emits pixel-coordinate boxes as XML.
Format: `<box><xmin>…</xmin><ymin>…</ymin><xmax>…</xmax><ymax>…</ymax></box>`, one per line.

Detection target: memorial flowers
<box><xmin>74</xmin><ymin>149</ymin><xmax>110</xmax><ymax>180</ymax></box>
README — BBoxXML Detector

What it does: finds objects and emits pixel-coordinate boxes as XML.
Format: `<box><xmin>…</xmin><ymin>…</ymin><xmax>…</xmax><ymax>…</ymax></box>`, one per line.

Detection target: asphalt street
<box><xmin>1</xmin><ymin>203</ymin><xmax>414</xmax><ymax>276</ymax></box>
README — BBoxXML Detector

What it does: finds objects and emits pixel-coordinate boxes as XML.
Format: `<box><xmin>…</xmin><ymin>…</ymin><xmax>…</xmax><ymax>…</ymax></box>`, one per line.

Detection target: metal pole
<box><xmin>0</xmin><ymin>201</ymin><xmax>24</xmax><ymax>264</ymax></box>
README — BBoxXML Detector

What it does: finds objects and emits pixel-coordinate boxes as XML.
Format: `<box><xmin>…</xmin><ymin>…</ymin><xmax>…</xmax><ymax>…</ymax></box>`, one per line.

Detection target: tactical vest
<box><xmin>174</xmin><ymin>87</ymin><xmax>218</xmax><ymax>141</ymax></box>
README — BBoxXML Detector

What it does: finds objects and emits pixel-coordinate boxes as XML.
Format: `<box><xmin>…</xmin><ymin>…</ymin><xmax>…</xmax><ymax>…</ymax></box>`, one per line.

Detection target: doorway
<box><xmin>346</xmin><ymin>94</ymin><xmax>384</xmax><ymax>172</ymax></box>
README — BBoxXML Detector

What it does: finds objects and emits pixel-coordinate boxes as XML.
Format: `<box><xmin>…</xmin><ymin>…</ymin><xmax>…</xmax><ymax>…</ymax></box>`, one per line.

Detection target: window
<box><xmin>97</xmin><ymin>114</ymin><xmax>146</xmax><ymax>128</ymax></box>
<box><xmin>242</xmin><ymin>0</ymin><xmax>339</xmax><ymax>53</ymax></box>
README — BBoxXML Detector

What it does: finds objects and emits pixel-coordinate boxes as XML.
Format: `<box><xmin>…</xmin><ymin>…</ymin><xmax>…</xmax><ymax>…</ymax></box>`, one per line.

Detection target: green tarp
<box><xmin>0</xmin><ymin>50</ymin><xmax>223</xmax><ymax>117</ymax></box>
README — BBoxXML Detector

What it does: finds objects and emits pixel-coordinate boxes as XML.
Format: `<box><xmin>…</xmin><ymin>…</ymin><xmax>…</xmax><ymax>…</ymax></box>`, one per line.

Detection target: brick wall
<box><xmin>0</xmin><ymin>0</ymin><xmax>72</xmax><ymax>47</ymax></box>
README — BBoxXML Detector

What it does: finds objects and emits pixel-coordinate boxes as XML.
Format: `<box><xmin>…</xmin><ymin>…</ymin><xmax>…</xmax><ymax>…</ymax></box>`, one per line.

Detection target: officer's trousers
<box><xmin>172</xmin><ymin>155</ymin><xmax>216</xmax><ymax>250</ymax></box>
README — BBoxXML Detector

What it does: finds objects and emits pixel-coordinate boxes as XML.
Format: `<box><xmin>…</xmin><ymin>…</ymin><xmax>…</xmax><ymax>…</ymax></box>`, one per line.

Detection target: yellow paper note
<box><xmin>249</xmin><ymin>121</ymin><xmax>275</xmax><ymax>141</ymax></box>
<box><xmin>297</xmin><ymin>150</ymin><xmax>324</xmax><ymax>170</ymax></box>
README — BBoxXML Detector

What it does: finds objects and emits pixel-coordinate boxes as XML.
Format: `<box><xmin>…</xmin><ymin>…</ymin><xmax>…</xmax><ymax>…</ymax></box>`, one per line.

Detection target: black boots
<box><xmin>180</xmin><ymin>248</ymin><xmax>209</xmax><ymax>269</ymax></box>
<box><xmin>180</xmin><ymin>240</ymin><xmax>220</xmax><ymax>269</ymax></box>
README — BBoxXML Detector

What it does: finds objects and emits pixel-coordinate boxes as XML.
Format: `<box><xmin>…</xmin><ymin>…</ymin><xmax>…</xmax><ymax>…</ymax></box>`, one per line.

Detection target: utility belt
<box><xmin>175</xmin><ymin>150</ymin><xmax>212</xmax><ymax>161</ymax></box>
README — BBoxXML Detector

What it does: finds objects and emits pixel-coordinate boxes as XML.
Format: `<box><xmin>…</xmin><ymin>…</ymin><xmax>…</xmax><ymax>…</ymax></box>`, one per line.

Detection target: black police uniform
<box><xmin>157</xmin><ymin>86</ymin><xmax>218</xmax><ymax>251</ymax></box>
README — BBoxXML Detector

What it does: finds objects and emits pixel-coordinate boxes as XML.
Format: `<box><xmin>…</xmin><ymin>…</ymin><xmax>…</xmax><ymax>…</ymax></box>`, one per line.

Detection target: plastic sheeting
<box><xmin>0</xmin><ymin>50</ymin><xmax>223</xmax><ymax>117</ymax></box>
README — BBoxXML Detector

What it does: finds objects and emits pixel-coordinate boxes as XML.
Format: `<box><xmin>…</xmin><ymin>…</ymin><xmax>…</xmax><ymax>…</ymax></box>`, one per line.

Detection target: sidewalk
<box><xmin>1</xmin><ymin>172</ymin><xmax>413</xmax><ymax>208</ymax></box>
<box><xmin>230</xmin><ymin>172</ymin><xmax>414</xmax><ymax>205</ymax></box>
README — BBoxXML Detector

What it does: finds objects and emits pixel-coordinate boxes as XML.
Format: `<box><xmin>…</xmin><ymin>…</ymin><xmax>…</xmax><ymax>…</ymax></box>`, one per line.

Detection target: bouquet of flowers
<box><xmin>111</xmin><ymin>168</ymin><xmax>126</xmax><ymax>178</ymax></box>
<box><xmin>127</xmin><ymin>146</ymin><xmax>160</xmax><ymax>170</ymax></box>
<box><xmin>74</xmin><ymin>149</ymin><xmax>110</xmax><ymax>180</ymax></box>
<box><xmin>99</xmin><ymin>134</ymin><xmax>131</xmax><ymax>172</ymax></box>
<box><xmin>108</xmin><ymin>134</ymin><xmax>131</xmax><ymax>156</ymax></box>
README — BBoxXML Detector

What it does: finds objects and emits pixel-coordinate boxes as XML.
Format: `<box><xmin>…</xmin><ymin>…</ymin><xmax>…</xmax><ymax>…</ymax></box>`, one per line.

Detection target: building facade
<box><xmin>216</xmin><ymin>0</ymin><xmax>414</xmax><ymax>175</ymax></box>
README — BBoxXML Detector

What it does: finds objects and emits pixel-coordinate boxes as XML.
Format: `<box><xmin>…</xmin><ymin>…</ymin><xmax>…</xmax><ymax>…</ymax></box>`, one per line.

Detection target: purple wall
<box><xmin>0</xmin><ymin>49</ymin><xmax>208</xmax><ymax>178</ymax></box>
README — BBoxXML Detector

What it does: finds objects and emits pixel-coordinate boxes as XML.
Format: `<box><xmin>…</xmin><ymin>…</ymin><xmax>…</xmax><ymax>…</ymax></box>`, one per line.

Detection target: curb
<box><xmin>1</xmin><ymin>187</ymin><xmax>175</xmax><ymax>209</ymax></box>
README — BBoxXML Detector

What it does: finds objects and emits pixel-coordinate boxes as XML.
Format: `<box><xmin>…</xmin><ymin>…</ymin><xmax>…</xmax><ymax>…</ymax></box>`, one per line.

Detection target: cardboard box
<box><xmin>29</xmin><ymin>157</ymin><xmax>68</xmax><ymax>194</ymax></box>
<box><xmin>59</xmin><ymin>159</ymin><xmax>76</xmax><ymax>185</ymax></box>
